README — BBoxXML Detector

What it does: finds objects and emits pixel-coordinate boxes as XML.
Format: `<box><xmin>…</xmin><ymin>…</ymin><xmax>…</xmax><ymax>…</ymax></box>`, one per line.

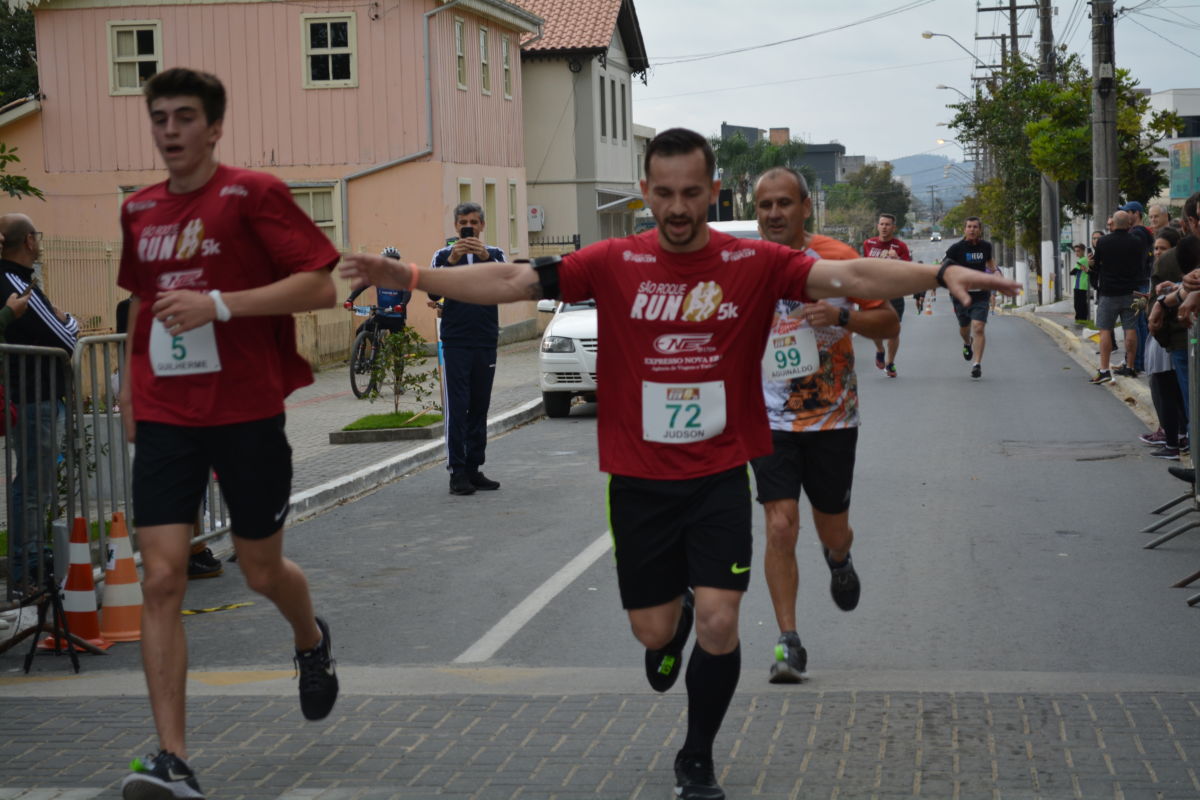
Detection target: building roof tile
<box><xmin>517</xmin><ymin>0</ymin><xmax>622</xmax><ymax>53</ymax></box>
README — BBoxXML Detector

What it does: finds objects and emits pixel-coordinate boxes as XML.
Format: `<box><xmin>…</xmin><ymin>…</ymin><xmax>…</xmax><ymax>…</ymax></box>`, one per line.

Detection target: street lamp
<box><xmin>921</xmin><ymin>31</ymin><xmax>988</xmax><ymax>70</ymax></box>
<box><xmin>936</xmin><ymin>84</ymin><xmax>970</xmax><ymax>100</ymax></box>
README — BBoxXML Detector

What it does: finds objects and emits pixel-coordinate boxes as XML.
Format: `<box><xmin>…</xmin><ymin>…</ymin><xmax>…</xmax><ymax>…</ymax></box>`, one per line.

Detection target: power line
<box><xmin>1119</xmin><ymin>12</ymin><xmax>1200</xmax><ymax>58</ymax></box>
<box><xmin>648</xmin><ymin>0</ymin><xmax>936</xmax><ymax>66</ymax></box>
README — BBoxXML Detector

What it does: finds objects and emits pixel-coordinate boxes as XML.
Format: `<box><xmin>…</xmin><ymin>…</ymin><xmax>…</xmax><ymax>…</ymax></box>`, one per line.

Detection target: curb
<box><xmin>1015</xmin><ymin>310</ymin><xmax>1157</xmax><ymax>429</ymax></box>
<box><xmin>290</xmin><ymin>397</ymin><xmax>545</xmax><ymax>521</ymax></box>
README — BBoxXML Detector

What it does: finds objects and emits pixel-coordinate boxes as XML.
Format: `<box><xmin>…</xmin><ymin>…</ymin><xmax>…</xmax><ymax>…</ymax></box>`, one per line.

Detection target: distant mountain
<box><xmin>887</xmin><ymin>153</ymin><xmax>976</xmax><ymax>212</ymax></box>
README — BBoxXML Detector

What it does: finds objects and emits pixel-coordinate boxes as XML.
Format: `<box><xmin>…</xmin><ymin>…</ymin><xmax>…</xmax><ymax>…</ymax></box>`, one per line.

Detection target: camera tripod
<box><xmin>0</xmin><ymin>562</ymin><xmax>107</xmax><ymax>673</ymax></box>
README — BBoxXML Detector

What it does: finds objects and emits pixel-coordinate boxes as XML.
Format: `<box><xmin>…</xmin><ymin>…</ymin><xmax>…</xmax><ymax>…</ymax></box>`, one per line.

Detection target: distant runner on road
<box><xmin>861</xmin><ymin>213</ymin><xmax>912</xmax><ymax>378</ymax></box>
<box><xmin>942</xmin><ymin>217</ymin><xmax>996</xmax><ymax>379</ymax></box>
<box><xmin>341</xmin><ymin>128</ymin><xmax>1019</xmax><ymax>800</ymax></box>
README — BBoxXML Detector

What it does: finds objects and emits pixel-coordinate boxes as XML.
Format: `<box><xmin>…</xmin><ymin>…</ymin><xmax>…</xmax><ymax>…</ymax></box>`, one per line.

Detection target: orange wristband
<box><xmin>406</xmin><ymin>262</ymin><xmax>420</xmax><ymax>293</ymax></box>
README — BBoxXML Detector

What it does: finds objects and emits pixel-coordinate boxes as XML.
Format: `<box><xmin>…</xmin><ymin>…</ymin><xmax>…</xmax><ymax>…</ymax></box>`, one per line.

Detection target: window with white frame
<box><xmin>454</xmin><ymin>19</ymin><xmax>467</xmax><ymax>90</ymax></box>
<box><xmin>507</xmin><ymin>181</ymin><xmax>518</xmax><ymax>253</ymax></box>
<box><xmin>484</xmin><ymin>181</ymin><xmax>498</xmax><ymax>246</ymax></box>
<box><xmin>289</xmin><ymin>185</ymin><xmax>340</xmax><ymax>243</ymax></box>
<box><xmin>108</xmin><ymin>21</ymin><xmax>161</xmax><ymax>95</ymax></box>
<box><xmin>610</xmin><ymin>79</ymin><xmax>616</xmax><ymax>145</ymax></box>
<box><xmin>302</xmin><ymin>14</ymin><xmax>357</xmax><ymax>88</ymax></box>
<box><xmin>479</xmin><ymin>27</ymin><xmax>491</xmax><ymax>94</ymax></box>
<box><xmin>621</xmin><ymin>82</ymin><xmax>627</xmax><ymax>142</ymax></box>
<box><xmin>501</xmin><ymin>36</ymin><xmax>513</xmax><ymax>99</ymax></box>
<box><xmin>459</xmin><ymin>180</ymin><xmax>473</xmax><ymax>205</ymax></box>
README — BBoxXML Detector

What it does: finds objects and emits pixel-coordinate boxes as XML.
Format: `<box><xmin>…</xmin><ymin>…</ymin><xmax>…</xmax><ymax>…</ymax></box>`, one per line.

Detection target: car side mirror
<box><xmin>537</xmin><ymin>299</ymin><xmax>557</xmax><ymax>313</ymax></box>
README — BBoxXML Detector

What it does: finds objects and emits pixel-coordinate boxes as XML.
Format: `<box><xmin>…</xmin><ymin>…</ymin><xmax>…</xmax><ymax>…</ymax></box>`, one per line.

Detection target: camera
<box><xmin>459</xmin><ymin>226</ymin><xmax>475</xmax><ymax>239</ymax></box>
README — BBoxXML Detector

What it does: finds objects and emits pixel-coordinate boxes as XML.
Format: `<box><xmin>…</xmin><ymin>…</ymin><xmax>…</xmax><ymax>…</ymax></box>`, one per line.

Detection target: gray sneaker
<box><xmin>768</xmin><ymin>632</ymin><xmax>807</xmax><ymax>684</ymax></box>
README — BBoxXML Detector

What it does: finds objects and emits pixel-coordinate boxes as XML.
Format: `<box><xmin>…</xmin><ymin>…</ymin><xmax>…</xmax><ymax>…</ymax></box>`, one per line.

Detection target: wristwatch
<box><xmin>837</xmin><ymin>307</ymin><xmax>851</xmax><ymax>327</ymax></box>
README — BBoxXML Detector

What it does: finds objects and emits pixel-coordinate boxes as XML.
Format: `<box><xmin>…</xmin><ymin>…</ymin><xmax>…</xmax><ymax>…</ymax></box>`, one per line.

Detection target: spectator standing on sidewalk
<box><xmin>1144</xmin><ymin>228</ymin><xmax>1186</xmax><ymax>459</ymax></box>
<box><xmin>1119</xmin><ymin>201</ymin><xmax>1155</xmax><ymax>373</ymax></box>
<box><xmin>0</xmin><ymin>214</ymin><xmax>79</xmax><ymax>592</ymax></box>
<box><xmin>1070</xmin><ymin>243</ymin><xmax>1091</xmax><ymax>323</ymax></box>
<box><xmin>428</xmin><ymin>203</ymin><xmax>506</xmax><ymax>497</ymax></box>
<box><xmin>1090</xmin><ymin>211</ymin><xmax>1146</xmax><ymax>384</ymax></box>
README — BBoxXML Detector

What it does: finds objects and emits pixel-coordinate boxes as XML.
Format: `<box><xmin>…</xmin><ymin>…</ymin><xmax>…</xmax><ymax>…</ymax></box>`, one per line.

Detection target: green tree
<box><xmin>0</xmin><ymin>143</ymin><xmax>42</xmax><ymax>200</ymax></box>
<box><xmin>0</xmin><ymin>4</ymin><xmax>38</xmax><ymax>103</ymax></box>
<box><xmin>710</xmin><ymin>133</ymin><xmax>809</xmax><ymax>219</ymax></box>
<box><xmin>824</xmin><ymin>162</ymin><xmax>912</xmax><ymax>231</ymax></box>
<box><xmin>949</xmin><ymin>53</ymin><xmax>1180</xmax><ymax>264</ymax></box>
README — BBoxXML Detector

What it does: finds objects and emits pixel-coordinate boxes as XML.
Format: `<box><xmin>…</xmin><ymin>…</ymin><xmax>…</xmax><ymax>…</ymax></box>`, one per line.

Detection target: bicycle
<box><xmin>346</xmin><ymin>302</ymin><xmax>406</xmax><ymax>398</ymax></box>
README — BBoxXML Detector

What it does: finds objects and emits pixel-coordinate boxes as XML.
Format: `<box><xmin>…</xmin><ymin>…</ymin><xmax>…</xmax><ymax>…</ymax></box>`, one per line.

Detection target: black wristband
<box><xmin>936</xmin><ymin>262</ymin><xmax>953</xmax><ymax>288</ymax></box>
<box><xmin>530</xmin><ymin>255</ymin><xmax>562</xmax><ymax>300</ymax></box>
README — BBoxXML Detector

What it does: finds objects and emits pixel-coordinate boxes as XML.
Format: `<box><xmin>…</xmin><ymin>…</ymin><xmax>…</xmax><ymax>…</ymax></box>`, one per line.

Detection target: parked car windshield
<box><xmin>561</xmin><ymin>300</ymin><xmax>596</xmax><ymax>312</ymax></box>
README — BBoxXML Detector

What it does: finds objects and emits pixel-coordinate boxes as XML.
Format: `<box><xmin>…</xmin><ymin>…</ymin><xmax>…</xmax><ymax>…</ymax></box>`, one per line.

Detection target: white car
<box><xmin>707</xmin><ymin>219</ymin><xmax>762</xmax><ymax>239</ymax></box>
<box><xmin>537</xmin><ymin>298</ymin><xmax>597</xmax><ymax>418</ymax></box>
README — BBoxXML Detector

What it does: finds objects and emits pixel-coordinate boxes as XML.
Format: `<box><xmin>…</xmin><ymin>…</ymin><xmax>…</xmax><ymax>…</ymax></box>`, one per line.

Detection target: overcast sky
<box><xmin>630</xmin><ymin>0</ymin><xmax>1197</xmax><ymax>165</ymax></box>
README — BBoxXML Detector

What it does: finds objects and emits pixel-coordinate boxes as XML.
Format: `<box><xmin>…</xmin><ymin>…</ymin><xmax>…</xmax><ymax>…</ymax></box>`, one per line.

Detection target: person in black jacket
<box><xmin>1090</xmin><ymin>210</ymin><xmax>1145</xmax><ymax>384</ymax></box>
<box><xmin>427</xmin><ymin>203</ymin><xmax>506</xmax><ymax>496</ymax></box>
<box><xmin>0</xmin><ymin>213</ymin><xmax>79</xmax><ymax>590</ymax></box>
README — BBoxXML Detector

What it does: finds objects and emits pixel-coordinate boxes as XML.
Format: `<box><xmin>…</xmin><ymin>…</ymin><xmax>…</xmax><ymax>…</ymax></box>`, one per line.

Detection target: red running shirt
<box><xmin>118</xmin><ymin>165</ymin><xmax>340</xmax><ymax>426</ymax></box>
<box><xmin>860</xmin><ymin>236</ymin><xmax>912</xmax><ymax>261</ymax></box>
<box><xmin>559</xmin><ymin>229</ymin><xmax>816</xmax><ymax>480</ymax></box>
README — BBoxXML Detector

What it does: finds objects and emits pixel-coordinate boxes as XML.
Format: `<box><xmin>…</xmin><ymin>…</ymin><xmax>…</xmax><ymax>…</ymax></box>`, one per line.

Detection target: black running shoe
<box><xmin>970</xmin><ymin>363</ymin><xmax>982</xmax><ymax>379</ymax></box>
<box><xmin>121</xmin><ymin>750</ymin><xmax>205</xmax><ymax>800</ymax></box>
<box><xmin>645</xmin><ymin>589</ymin><xmax>694</xmax><ymax>692</ymax></box>
<box><xmin>825</xmin><ymin>548</ymin><xmax>861</xmax><ymax>611</ymax></box>
<box><xmin>469</xmin><ymin>471</ymin><xmax>500</xmax><ymax>490</ymax></box>
<box><xmin>449</xmin><ymin>472</ymin><xmax>476</xmax><ymax>495</ymax></box>
<box><xmin>674</xmin><ymin>751</ymin><xmax>725</xmax><ymax>800</ymax></box>
<box><xmin>186</xmin><ymin>548</ymin><xmax>223</xmax><ymax>580</ymax></box>
<box><xmin>295</xmin><ymin>616</ymin><xmax>338</xmax><ymax>720</ymax></box>
<box><xmin>768</xmin><ymin>631</ymin><xmax>807</xmax><ymax>684</ymax></box>
<box><xmin>962</xmin><ymin>341</ymin><xmax>973</xmax><ymax>361</ymax></box>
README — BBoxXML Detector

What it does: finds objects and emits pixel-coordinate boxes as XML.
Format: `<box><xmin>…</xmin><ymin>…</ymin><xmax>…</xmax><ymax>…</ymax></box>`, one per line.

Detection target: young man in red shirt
<box><xmin>118</xmin><ymin>68</ymin><xmax>340</xmax><ymax>799</ymax></box>
<box><xmin>342</xmin><ymin>128</ymin><xmax>1017</xmax><ymax>800</ymax></box>
<box><xmin>861</xmin><ymin>213</ymin><xmax>912</xmax><ymax>378</ymax></box>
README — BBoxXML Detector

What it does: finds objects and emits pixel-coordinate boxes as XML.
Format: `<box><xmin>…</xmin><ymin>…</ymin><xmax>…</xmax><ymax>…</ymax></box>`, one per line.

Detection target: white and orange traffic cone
<box><xmin>39</xmin><ymin>517</ymin><xmax>112</xmax><ymax>652</ymax></box>
<box><xmin>100</xmin><ymin>511</ymin><xmax>142</xmax><ymax>642</ymax></box>
<box><xmin>925</xmin><ymin>290</ymin><xmax>934</xmax><ymax>315</ymax></box>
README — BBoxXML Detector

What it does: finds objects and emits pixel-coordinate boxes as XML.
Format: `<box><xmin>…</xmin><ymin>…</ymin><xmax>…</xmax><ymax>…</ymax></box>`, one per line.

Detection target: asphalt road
<box><xmin>44</xmin><ymin>300</ymin><xmax>1196</xmax><ymax>687</ymax></box>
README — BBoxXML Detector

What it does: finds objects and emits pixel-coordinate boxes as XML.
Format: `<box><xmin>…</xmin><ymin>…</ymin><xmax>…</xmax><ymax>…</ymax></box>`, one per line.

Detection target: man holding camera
<box><xmin>428</xmin><ymin>202</ymin><xmax>507</xmax><ymax>496</ymax></box>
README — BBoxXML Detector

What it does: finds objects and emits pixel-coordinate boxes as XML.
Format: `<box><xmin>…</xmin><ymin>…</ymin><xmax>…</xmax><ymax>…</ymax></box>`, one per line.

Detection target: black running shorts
<box><xmin>952</xmin><ymin>294</ymin><xmax>991</xmax><ymax>327</ymax></box>
<box><xmin>132</xmin><ymin>414</ymin><xmax>293</xmax><ymax>539</ymax></box>
<box><xmin>750</xmin><ymin>427</ymin><xmax>858</xmax><ymax>514</ymax></box>
<box><xmin>890</xmin><ymin>297</ymin><xmax>906</xmax><ymax>321</ymax></box>
<box><xmin>607</xmin><ymin>465</ymin><xmax>752</xmax><ymax>610</ymax></box>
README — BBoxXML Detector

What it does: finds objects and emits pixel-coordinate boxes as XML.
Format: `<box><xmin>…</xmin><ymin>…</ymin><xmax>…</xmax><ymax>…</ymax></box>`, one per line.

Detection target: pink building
<box><xmin>0</xmin><ymin>0</ymin><xmax>543</xmax><ymax>344</ymax></box>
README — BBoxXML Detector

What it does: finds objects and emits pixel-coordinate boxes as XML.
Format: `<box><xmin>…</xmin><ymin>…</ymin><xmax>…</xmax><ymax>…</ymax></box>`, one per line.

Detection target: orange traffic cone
<box><xmin>925</xmin><ymin>290</ymin><xmax>934</xmax><ymax>315</ymax></box>
<box><xmin>39</xmin><ymin>517</ymin><xmax>112</xmax><ymax>652</ymax></box>
<box><xmin>100</xmin><ymin>511</ymin><xmax>143</xmax><ymax>642</ymax></box>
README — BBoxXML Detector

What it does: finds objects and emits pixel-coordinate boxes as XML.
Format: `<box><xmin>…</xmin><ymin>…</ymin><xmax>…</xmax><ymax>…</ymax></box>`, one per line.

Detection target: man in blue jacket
<box><xmin>428</xmin><ymin>203</ymin><xmax>506</xmax><ymax>496</ymax></box>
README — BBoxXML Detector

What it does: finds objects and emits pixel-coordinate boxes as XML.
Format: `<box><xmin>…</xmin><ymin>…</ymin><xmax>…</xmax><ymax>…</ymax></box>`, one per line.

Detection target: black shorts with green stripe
<box><xmin>607</xmin><ymin>464</ymin><xmax>752</xmax><ymax>610</ymax></box>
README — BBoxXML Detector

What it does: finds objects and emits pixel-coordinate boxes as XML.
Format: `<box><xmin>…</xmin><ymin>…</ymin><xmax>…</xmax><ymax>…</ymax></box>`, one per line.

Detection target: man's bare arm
<box><xmin>806</xmin><ymin>258</ymin><xmax>1019</xmax><ymax>306</ymax></box>
<box><xmin>340</xmin><ymin>254</ymin><xmax>543</xmax><ymax>304</ymax></box>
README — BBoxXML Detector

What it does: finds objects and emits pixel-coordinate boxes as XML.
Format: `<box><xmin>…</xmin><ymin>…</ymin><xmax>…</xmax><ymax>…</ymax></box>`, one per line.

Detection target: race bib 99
<box><xmin>761</xmin><ymin>327</ymin><xmax>818</xmax><ymax>381</ymax></box>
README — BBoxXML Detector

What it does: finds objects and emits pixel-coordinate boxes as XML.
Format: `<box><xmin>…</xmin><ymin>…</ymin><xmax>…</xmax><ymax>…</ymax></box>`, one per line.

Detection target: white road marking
<box><xmin>453</xmin><ymin>530</ymin><xmax>611</xmax><ymax>664</ymax></box>
<box><xmin>0</xmin><ymin>791</ymin><xmax>105</xmax><ymax>799</ymax></box>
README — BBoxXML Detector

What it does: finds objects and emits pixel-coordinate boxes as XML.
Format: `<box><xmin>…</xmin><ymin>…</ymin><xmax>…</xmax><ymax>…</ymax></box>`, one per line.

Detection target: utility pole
<box><xmin>1092</xmin><ymin>1</ymin><xmax>1119</xmax><ymax>237</ymax></box>
<box><xmin>1038</xmin><ymin>0</ymin><xmax>1061</xmax><ymax>305</ymax></box>
<box><xmin>978</xmin><ymin>0</ymin><xmax>1037</xmax><ymax>300</ymax></box>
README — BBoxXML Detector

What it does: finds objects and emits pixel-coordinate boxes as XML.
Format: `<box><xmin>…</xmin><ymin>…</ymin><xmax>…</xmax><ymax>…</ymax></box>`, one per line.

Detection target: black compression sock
<box><xmin>680</xmin><ymin>642</ymin><xmax>741</xmax><ymax>760</ymax></box>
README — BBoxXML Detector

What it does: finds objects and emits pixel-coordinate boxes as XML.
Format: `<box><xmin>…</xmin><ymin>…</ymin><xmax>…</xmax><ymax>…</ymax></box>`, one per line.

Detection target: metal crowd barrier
<box><xmin>1</xmin><ymin>343</ymin><xmax>78</xmax><ymax>606</ymax></box>
<box><xmin>3</xmin><ymin>336</ymin><xmax>232</xmax><ymax>612</ymax></box>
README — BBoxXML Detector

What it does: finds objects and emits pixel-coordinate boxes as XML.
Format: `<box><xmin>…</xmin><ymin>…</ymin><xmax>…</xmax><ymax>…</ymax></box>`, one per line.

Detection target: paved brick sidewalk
<box><xmin>2</xmin><ymin>688</ymin><xmax>1199</xmax><ymax>799</ymax></box>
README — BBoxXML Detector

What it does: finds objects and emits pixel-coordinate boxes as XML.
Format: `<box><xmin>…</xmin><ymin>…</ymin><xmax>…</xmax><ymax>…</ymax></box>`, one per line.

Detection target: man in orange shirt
<box><xmin>750</xmin><ymin>167</ymin><xmax>899</xmax><ymax>682</ymax></box>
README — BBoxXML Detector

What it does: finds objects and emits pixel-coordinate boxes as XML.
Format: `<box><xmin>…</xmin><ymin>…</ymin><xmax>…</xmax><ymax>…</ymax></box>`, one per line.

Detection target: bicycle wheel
<box><xmin>349</xmin><ymin>329</ymin><xmax>378</xmax><ymax>398</ymax></box>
